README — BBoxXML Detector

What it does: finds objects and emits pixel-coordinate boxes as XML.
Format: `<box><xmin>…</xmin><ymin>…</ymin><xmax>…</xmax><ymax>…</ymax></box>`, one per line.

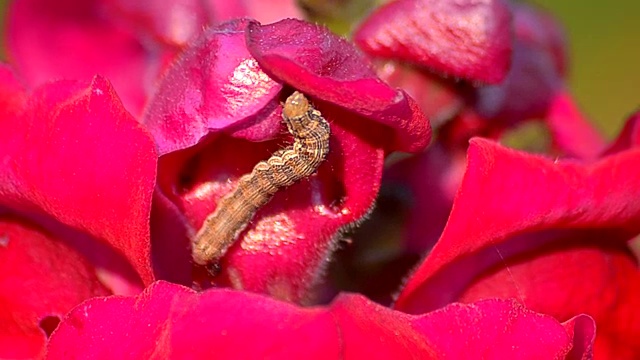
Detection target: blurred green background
<box><xmin>0</xmin><ymin>1</ymin><xmax>637</xmax><ymax>137</ymax></box>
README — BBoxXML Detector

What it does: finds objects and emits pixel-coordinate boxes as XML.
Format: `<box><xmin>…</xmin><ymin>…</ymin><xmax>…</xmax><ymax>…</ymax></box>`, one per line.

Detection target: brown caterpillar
<box><xmin>192</xmin><ymin>91</ymin><xmax>331</xmax><ymax>266</ymax></box>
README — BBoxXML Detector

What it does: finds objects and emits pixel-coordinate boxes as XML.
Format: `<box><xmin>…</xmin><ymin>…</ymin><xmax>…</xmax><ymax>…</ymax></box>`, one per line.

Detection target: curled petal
<box><xmin>143</xmin><ymin>19</ymin><xmax>283</xmax><ymax>155</ymax></box>
<box><xmin>247</xmin><ymin>18</ymin><xmax>430</xmax><ymax>152</ymax></box>
<box><xmin>395</xmin><ymin>139</ymin><xmax>640</xmax><ymax>358</ymax></box>
<box><xmin>397</xmin><ymin>139</ymin><xmax>640</xmax><ymax>312</ymax></box>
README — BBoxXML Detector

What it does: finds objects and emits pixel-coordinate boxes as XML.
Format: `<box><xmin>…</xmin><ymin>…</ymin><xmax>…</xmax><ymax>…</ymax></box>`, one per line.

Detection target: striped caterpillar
<box><xmin>192</xmin><ymin>91</ymin><xmax>331</xmax><ymax>267</ymax></box>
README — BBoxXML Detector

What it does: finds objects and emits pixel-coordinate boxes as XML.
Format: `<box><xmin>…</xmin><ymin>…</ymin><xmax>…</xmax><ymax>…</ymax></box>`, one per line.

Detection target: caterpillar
<box><xmin>192</xmin><ymin>91</ymin><xmax>331</xmax><ymax>267</ymax></box>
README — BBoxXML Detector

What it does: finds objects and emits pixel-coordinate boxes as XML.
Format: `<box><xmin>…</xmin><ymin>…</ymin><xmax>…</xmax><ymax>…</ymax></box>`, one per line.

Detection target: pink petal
<box><xmin>545</xmin><ymin>92</ymin><xmax>606</xmax><ymax>159</ymax></box>
<box><xmin>0</xmin><ymin>220</ymin><xmax>110</xmax><ymax>359</ymax></box>
<box><xmin>47</xmin><ymin>282</ymin><xmax>592</xmax><ymax>358</ymax></box>
<box><xmin>143</xmin><ymin>19</ymin><xmax>284</xmax><ymax>155</ymax></box>
<box><xmin>353</xmin><ymin>0</ymin><xmax>512</xmax><ymax>84</ymax></box>
<box><xmin>605</xmin><ymin>111</ymin><xmax>640</xmax><ymax>154</ymax></box>
<box><xmin>396</xmin><ymin>139</ymin><xmax>640</xmax><ymax>312</ymax></box>
<box><xmin>6</xmin><ymin>0</ymin><xmax>151</xmax><ymax>115</ymax></box>
<box><xmin>104</xmin><ymin>0</ymin><xmax>301</xmax><ymax>47</ymax></box>
<box><xmin>246</xmin><ymin>18</ymin><xmax>430</xmax><ymax>152</ymax></box>
<box><xmin>406</xmin><ymin>299</ymin><xmax>595</xmax><ymax>359</ymax></box>
<box><xmin>0</xmin><ymin>74</ymin><xmax>158</xmax><ymax>290</ymax></box>
<box><xmin>47</xmin><ymin>282</ymin><xmax>341</xmax><ymax>358</ymax></box>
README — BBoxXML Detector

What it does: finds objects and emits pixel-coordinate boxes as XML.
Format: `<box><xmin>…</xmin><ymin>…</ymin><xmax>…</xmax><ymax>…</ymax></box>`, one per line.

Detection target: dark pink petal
<box><xmin>143</xmin><ymin>19</ymin><xmax>283</xmax><ymax>155</ymax></box>
<box><xmin>0</xmin><ymin>220</ymin><xmax>111</xmax><ymax>359</ymax></box>
<box><xmin>247</xmin><ymin>18</ymin><xmax>430</xmax><ymax>152</ymax></box>
<box><xmin>353</xmin><ymin>0</ymin><xmax>512</xmax><ymax>84</ymax></box>
<box><xmin>0</xmin><ymin>75</ymin><xmax>158</xmax><ymax>289</ymax></box>
<box><xmin>6</xmin><ymin>0</ymin><xmax>150</xmax><ymax>115</ymax></box>
<box><xmin>511</xmin><ymin>3</ymin><xmax>568</xmax><ymax>77</ymax></box>
<box><xmin>47</xmin><ymin>282</ymin><xmax>592</xmax><ymax>359</ymax></box>
<box><xmin>472</xmin><ymin>4</ymin><xmax>600</xmax><ymax>152</ymax></box>
<box><xmin>396</xmin><ymin>139</ymin><xmax>640</xmax><ymax>313</ymax></box>
<box><xmin>384</xmin><ymin>143</ymin><xmax>466</xmax><ymax>253</ymax></box>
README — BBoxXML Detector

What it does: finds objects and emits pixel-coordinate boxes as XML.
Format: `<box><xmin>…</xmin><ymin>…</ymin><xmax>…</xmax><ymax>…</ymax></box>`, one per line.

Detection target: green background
<box><xmin>1</xmin><ymin>1</ymin><xmax>638</xmax><ymax>137</ymax></box>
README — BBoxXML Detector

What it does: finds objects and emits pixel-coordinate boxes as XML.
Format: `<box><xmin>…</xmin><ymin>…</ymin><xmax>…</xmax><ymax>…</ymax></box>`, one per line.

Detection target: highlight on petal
<box><xmin>0</xmin><ymin>74</ymin><xmax>158</xmax><ymax>289</ymax></box>
<box><xmin>246</xmin><ymin>18</ymin><xmax>431</xmax><ymax>152</ymax></box>
<box><xmin>353</xmin><ymin>0</ymin><xmax>512</xmax><ymax>84</ymax></box>
<box><xmin>6</xmin><ymin>0</ymin><xmax>150</xmax><ymax>115</ymax></box>
<box><xmin>46</xmin><ymin>281</ymin><xmax>594</xmax><ymax>359</ymax></box>
<box><xmin>143</xmin><ymin>19</ymin><xmax>283</xmax><ymax>155</ymax></box>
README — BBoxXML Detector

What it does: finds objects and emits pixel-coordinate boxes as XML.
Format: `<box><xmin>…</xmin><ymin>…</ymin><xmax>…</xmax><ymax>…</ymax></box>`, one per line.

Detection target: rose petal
<box><xmin>143</xmin><ymin>19</ymin><xmax>284</xmax><ymax>155</ymax></box>
<box><xmin>6</xmin><ymin>0</ymin><xmax>150</xmax><ymax>115</ymax></box>
<box><xmin>0</xmin><ymin>220</ymin><xmax>110</xmax><ymax>359</ymax></box>
<box><xmin>353</xmin><ymin>0</ymin><xmax>512</xmax><ymax>84</ymax></box>
<box><xmin>246</xmin><ymin>18</ymin><xmax>430</xmax><ymax>152</ymax></box>
<box><xmin>47</xmin><ymin>282</ymin><xmax>592</xmax><ymax>359</ymax></box>
<box><xmin>0</xmin><ymin>74</ymin><xmax>158</xmax><ymax>289</ymax></box>
<box><xmin>396</xmin><ymin>138</ymin><xmax>640</xmax><ymax>313</ymax></box>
